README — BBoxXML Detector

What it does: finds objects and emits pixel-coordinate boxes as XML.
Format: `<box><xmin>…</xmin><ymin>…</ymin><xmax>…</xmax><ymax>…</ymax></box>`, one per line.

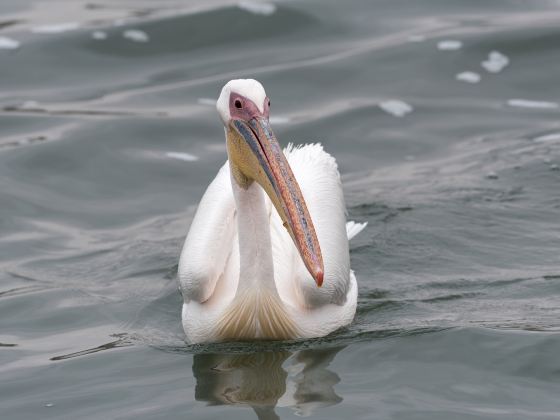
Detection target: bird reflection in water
<box><xmin>192</xmin><ymin>346</ymin><xmax>344</xmax><ymax>419</ymax></box>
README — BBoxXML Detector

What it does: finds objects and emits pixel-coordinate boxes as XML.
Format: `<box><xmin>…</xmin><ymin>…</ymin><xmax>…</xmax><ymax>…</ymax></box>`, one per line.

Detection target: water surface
<box><xmin>1</xmin><ymin>0</ymin><xmax>560</xmax><ymax>419</ymax></box>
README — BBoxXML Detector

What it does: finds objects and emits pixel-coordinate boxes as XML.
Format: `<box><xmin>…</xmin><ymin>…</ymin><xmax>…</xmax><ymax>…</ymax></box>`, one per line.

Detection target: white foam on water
<box><xmin>113</xmin><ymin>19</ymin><xmax>128</xmax><ymax>27</ymax></box>
<box><xmin>123</xmin><ymin>29</ymin><xmax>149</xmax><ymax>43</ymax></box>
<box><xmin>238</xmin><ymin>1</ymin><xmax>277</xmax><ymax>15</ymax></box>
<box><xmin>31</xmin><ymin>22</ymin><xmax>80</xmax><ymax>33</ymax></box>
<box><xmin>507</xmin><ymin>99</ymin><xmax>559</xmax><ymax>110</ymax></box>
<box><xmin>533</xmin><ymin>133</ymin><xmax>560</xmax><ymax>142</ymax></box>
<box><xmin>197</xmin><ymin>98</ymin><xmax>216</xmax><ymax>106</ymax></box>
<box><xmin>205</xmin><ymin>143</ymin><xmax>227</xmax><ymax>152</ymax></box>
<box><xmin>456</xmin><ymin>71</ymin><xmax>481</xmax><ymax>83</ymax></box>
<box><xmin>20</xmin><ymin>100</ymin><xmax>40</xmax><ymax>110</ymax></box>
<box><xmin>0</xmin><ymin>36</ymin><xmax>20</xmax><ymax>50</ymax></box>
<box><xmin>92</xmin><ymin>31</ymin><xmax>108</xmax><ymax>40</ymax></box>
<box><xmin>437</xmin><ymin>40</ymin><xmax>462</xmax><ymax>51</ymax></box>
<box><xmin>379</xmin><ymin>100</ymin><xmax>413</xmax><ymax>117</ymax></box>
<box><xmin>408</xmin><ymin>35</ymin><xmax>426</xmax><ymax>43</ymax></box>
<box><xmin>166</xmin><ymin>152</ymin><xmax>199</xmax><ymax>162</ymax></box>
<box><xmin>269</xmin><ymin>116</ymin><xmax>291</xmax><ymax>124</ymax></box>
<box><xmin>481</xmin><ymin>51</ymin><xmax>509</xmax><ymax>73</ymax></box>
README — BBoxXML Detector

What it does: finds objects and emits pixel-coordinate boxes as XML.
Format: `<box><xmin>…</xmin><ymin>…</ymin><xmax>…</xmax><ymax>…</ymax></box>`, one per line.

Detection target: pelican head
<box><xmin>216</xmin><ymin>79</ymin><xmax>324</xmax><ymax>286</ymax></box>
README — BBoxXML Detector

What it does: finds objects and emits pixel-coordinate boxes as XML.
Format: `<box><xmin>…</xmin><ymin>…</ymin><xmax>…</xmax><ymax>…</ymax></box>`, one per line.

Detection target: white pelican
<box><xmin>179</xmin><ymin>79</ymin><xmax>366</xmax><ymax>343</ymax></box>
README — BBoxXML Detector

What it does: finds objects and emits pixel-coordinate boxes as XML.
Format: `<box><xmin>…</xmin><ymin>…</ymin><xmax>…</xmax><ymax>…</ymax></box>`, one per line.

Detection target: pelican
<box><xmin>178</xmin><ymin>79</ymin><xmax>366</xmax><ymax>343</ymax></box>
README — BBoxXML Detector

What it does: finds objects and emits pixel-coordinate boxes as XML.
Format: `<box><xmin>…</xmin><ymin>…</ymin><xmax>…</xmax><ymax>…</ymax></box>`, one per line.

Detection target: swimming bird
<box><xmin>178</xmin><ymin>79</ymin><xmax>366</xmax><ymax>343</ymax></box>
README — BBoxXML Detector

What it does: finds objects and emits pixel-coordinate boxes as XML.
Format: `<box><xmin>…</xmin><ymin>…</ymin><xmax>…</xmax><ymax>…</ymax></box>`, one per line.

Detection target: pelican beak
<box><xmin>227</xmin><ymin>117</ymin><xmax>324</xmax><ymax>287</ymax></box>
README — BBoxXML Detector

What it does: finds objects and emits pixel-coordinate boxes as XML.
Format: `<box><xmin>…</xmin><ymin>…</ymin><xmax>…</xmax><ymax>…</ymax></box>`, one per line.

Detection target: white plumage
<box><xmin>178</xmin><ymin>80</ymin><xmax>366</xmax><ymax>343</ymax></box>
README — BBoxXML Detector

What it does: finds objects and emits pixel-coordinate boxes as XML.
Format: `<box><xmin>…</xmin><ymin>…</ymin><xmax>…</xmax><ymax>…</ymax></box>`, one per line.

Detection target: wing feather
<box><xmin>178</xmin><ymin>163</ymin><xmax>236</xmax><ymax>303</ymax></box>
<box><xmin>346</xmin><ymin>221</ymin><xmax>368</xmax><ymax>240</ymax></box>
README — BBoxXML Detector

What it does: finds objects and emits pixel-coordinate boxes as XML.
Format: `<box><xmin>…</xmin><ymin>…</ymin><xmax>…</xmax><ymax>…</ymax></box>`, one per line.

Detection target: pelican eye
<box><xmin>268</xmin><ymin>100</ymin><xmax>271</xmax><ymax>107</ymax></box>
<box><xmin>234</xmin><ymin>99</ymin><xmax>243</xmax><ymax>109</ymax></box>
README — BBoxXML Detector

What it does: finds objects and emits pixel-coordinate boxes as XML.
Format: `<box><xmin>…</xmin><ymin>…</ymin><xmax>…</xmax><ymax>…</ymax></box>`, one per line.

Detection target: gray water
<box><xmin>1</xmin><ymin>0</ymin><xmax>560</xmax><ymax>419</ymax></box>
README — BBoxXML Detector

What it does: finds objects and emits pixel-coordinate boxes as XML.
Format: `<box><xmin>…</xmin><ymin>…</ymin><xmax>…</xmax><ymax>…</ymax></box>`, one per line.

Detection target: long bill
<box><xmin>230</xmin><ymin>117</ymin><xmax>324</xmax><ymax>286</ymax></box>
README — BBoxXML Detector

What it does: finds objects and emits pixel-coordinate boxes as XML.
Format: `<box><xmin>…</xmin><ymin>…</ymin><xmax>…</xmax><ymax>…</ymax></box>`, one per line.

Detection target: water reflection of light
<box><xmin>192</xmin><ymin>347</ymin><xmax>344</xmax><ymax>419</ymax></box>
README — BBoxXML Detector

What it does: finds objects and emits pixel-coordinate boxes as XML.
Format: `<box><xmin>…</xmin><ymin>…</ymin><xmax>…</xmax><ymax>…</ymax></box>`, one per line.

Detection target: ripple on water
<box><xmin>31</xmin><ymin>22</ymin><xmax>80</xmax><ymax>33</ymax></box>
<box><xmin>0</xmin><ymin>36</ymin><xmax>20</xmax><ymax>49</ymax></box>
<box><xmin>2</xmin><ymin>1</ymin><xmax>560</xmax><ymax>418</ymax></box>
<box><xmin>91</xmin><ymin>31</ymin><xmax>108</xmax><ymax>40</ymax></box>
<box><xmin>507</xmin><ymin>99</ymin><xmax>559</xmax><ymax>109</ymax></box>
<box><xmin>238</xmin><ymin>1</ymin><xmax>277</xmax><ymax>16</ymax></box>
